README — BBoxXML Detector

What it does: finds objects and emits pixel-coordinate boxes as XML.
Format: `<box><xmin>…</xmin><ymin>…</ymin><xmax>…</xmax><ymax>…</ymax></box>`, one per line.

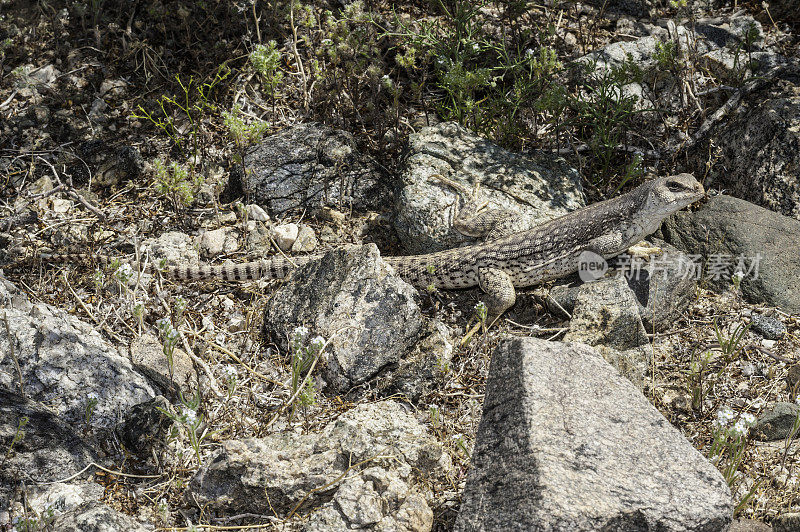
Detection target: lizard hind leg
<box><xmin>432</xmin><ymin>174</ymin><xmax>515</xmax><ymax>240</ymax></box>
<box><xmin>477</xmin><ymin>267</ymin><xmax>517</xmax><ymax>321</ymax></box>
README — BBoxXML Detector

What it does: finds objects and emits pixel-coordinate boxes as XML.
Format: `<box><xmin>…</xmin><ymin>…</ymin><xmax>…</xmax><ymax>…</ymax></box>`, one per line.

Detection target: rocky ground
<box><xmin>1</xmin><ymin>0</ymin><xmax>800</xmax><ymax>530</ymax></box>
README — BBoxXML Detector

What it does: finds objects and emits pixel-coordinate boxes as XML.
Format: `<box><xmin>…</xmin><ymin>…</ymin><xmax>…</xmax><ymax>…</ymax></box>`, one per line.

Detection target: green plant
<box><xmin>131</xmin><ymin>65</ymin><xmax>229</xmax><ymax>165</ymax></box>
<box><xmin>288</xmin><ymin>327</ymin><xmax>324</xmax><ymax>419</ymax></box>
<box><xmin>2</xmin><ymin>415</ymin><xmax>27</xmax><ymax>467</ymax></box>
<box><xmin>250</xmin><ymin>41</ymin><xmax>284</xmax><ymax>116</ymax></box>
<box><xmin>12</xmin><ymin>506</ymin><xmax>56</xmax><ymax>532</ymax></box>
<box><xmin>162</xmin><ymin>389</ymin><xmax>205</xmax><ymax>465</ymax></box>
<box><xmin>714</xmin><ymin>318</ymin><xmax>750</xmax><ymax>360</ymax></box>
<box><xmin>223</xmin><ymin>105</ymin><xmax>269</xmax><ymax>149</ymax></box>
<box><xmin>84</xmin><ymin>392</ymin><xmax>99</xmax><ymax>425</ymax></box>
<box><xmin>156</xmin><ymin>317</ymin><xmax>180</xmax><ymax>380</ymax></box>
<box><xmin>687</xmin><ymin>349</ymin><xmax>713</xmax><ymax>412</ymax></box>
<box><xmin>710</xmin><ymin>406</ymin><xmax>760</xmax><ymax>513</ymax></box>
<box><xmin>567</xmin><ymin>63</ymin><xmax>643</xmax><ymax>184</ymax></box>
<box><xmin>152</xmin><ymin>159</ymin><xmax>203</xmax><ymax>211</ymax></box>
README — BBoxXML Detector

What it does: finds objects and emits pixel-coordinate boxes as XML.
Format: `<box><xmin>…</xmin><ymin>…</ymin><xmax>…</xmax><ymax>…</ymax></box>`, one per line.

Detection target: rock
<box><xmin>291</xmin><ymin>224</ymin><xmax>318</xmax><ymax>253</ymax></box>
<box><xmin>563</xmin><ymin>276</ymin><xmax>651</xmax><ymax>389</ymax></box>
<box><xmin>116</xmin><ymin>395</ymin><xmax>176</xmax><ymax>459</ymax></box>
<box><xmin>0</xmin><ymin>301</ymin><xmax>155</xmax><ymax>428</ymax></box>
<box><xmin>0</xmin><ymin>388</ymin><xmax>101</xmax><ymax>510</ymax></box>
<box><xmin>305</xmin><ymin>467</ymin><xmax>433</xmax><ymax>532</ymax></box>
<box><xmin>130</xmin><ymin>333</ymin><xmax>195</xmax><ymax>396</ymax></box>
<box><xmin>68</xmin><ymin>143</ymin><xmax>145</xmax><ymax>186</ymax></box>
<box><xmin>773</xmin><ymin>513</ymin><xmax>800</xmax><ymax>532</ymax></box>
<box><xmin>613</xmin><ymin>239</ymin><xmax>697</xmax><ymax>332</ymax></box>
<box><xmin>23</xmin><ymin>482</ymin><xmax>105</xmax><ymax>524</ymax></box>
<box><xmin>271</xmin><ymin>223</ymin><xmax>299</xmax><ymax>251</ymax></box>
<box><xmin>49</xmin><ymin>501</ymin><xmax>154</xmax><ymax>531</ymax></box>
<box><xmin>143</xmin><ymin>231</ymin><xmax>199</xmax><ymax>268</ymax></box>
<box><xmin>455</xmin><ymin>338</ymin><xmax>732</xmax><ymax>531</ymax></box>
<box><xmin>395</xmin><ymin>122</ymin><xmax>583</xmax><ymax>254</ymax></box>
<box><xmin>187</xmin><ymin>401</ymin><xmax>449</xmax><ymax>522</ymax></box>
<box><xmin>245</xmin><ymin>203</ymin><xmax>270</xmax><ymax>222</ymax></box>
<box><xmin>230</xmin><ymin>123</ymin><xmax>391</xmax><ymax>215</ymax></box>
<box><xmin>199</xmin><ymin>227</ymin><xmax>239</xmax><ymax>257</ymax></box>
<box><xmin>752</xmin><ymin>402</ymin><xmax>800</xmax><ymax>441</ymax></box>
<box><xmin>377</xmin><ymin>319</ymin><xmax>455</xmax><ymax>401</ymax></box>
<box><xmin>686</xmin><ymin>73</ymin><xmax>800</xmax><ymax>220</ymax></box>
<box><xmin>263</xmin><ymin>245</ymin><xmax>423</xmax><ymax>393</ymax></box>
<box><xmin>728</xmin><ymin>518</ymin><xmax>772</xmax><ymax>532</ymax></box>
<box><xmin>749</xmin><ymin>313</ymin><xmax>786</xmax><ymax>340</ymax></box>
<box><xmin>658</xmin><ymin>194</ymin><xmax>800</xmax><ymax>314</ymax></box>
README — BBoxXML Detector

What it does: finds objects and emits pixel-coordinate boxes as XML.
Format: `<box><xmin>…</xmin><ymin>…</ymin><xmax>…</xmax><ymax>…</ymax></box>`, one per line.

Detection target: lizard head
<box><xmin>642</xmin><ymin>173</ymin><xmax>705</xmax><ymax>217</ymax></box>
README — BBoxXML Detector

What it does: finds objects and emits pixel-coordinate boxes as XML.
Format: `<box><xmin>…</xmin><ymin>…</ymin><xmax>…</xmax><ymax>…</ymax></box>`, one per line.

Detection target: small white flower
<box><xmin>223</xmin><ymin>365</ymin><xmax>237</xmax><ymax>379</ymax></box>
<box><xmin>525</xmin><ymin>48</ymin><xmax>535</xmax><ymax>57</ymax></box>
<box><xmin>293</xmin><ymin>325</ymin><xmax>309</xmax><ymax>339</ymax></box>
<box><xmin>182</xmin><ymin>408</ymin><xmax>198</xmax><ymax>425</ymax></box>
<box><xmin>310</xmin><ymin>335</ymin><xmax>326</xmax><ymax>349</ymax></box>
<box><xmin>733</xmin><ymin>270</ymin><xmax>745</xmax><ymax>282</ymax></box>
<box><xmin>715</xmin><ymin>407</ymin><xmax>735</xmax><ymax>427</ymax></box>
<box><xmin>87</xmin><ymin>392</ymin><xmax>100</xmax><ymax>402</ymax></box>
<box><xmin>741</xmin><ymin>412</ymin><xmax>756</xmax><ymax>425</ymax></box>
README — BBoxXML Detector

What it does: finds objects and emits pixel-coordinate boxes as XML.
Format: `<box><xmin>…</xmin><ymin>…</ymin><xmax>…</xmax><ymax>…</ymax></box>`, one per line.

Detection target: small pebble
<box><xmin>750</xmin><ymin>312</ymin><xmax>786</xmax><ymax>340</ymax></box>
<box><xmin>246</xmin><ymin>204</ymin><xmax>270</xmax><ymax>222</ymax></box>
<box><xmin>272</xmin><ymin>223</ymin><xmax>299</xmax><ymax>251</ymax></box>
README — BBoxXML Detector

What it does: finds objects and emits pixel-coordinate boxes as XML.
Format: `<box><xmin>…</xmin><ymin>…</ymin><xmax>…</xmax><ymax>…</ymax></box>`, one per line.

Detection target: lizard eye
<box><xmin>666</xmin><ymin>181</ymin><xmax>685</xmax><ymax>192</ymax></box>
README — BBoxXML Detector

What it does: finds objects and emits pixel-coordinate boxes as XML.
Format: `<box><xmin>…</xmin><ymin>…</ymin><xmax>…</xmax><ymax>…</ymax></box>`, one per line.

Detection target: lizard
<box><xmin>29</xmin><ymin>173</ymin><xmax>704</xmax><ymax>320</ymax></box>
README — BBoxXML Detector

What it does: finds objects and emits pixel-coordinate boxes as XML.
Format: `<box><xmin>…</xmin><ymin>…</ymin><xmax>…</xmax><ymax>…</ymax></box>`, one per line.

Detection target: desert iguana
<box><xmin>32</xmin><ymin>174</ymin><xmax>704</xmax><ymax>319</ymax></box>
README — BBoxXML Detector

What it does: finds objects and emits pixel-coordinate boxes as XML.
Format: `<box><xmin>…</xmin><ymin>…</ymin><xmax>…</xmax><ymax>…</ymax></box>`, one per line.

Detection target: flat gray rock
<box><xmin>187</xmin><ymin>401</ymin><xmax>449</xmax><ymax>527</ymax></box>
<box><xmin>658</xmin><ymin>194</ymin><xmax>800</xmax><ymax>314</ymax></box>
<box><xmin>395</xmin><ymin>122</ymin><xmax>583</xmax><ymax>254</ymax></box>
<box><xmin>455</xmin><ymin>338</ymin><xmax>732</xmax><ymax>531</ymax></box>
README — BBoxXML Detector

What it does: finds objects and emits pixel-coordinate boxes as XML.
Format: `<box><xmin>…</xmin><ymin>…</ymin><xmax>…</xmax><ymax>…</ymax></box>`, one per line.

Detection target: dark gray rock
<box><xmin>749</xmin><ymin>313</ymin><xmax>786</xmax><ymax>340</ymax></box>
<box><xmin>116</xmin><ymin>395</ymin><xmax>175</xmax><ymax>459</ymax></box>
<box><xmin>264</xmin><ymin>245</ymin><xmax>423</xmax><ymax>393</ymax></box>
<box><xmin>685</xmin><ymin>73</ymin><xmax>800</xmax><ymax>220</ymax></box>
<box><xmin>658</xmin><ymin>194</ymin><xmax>800</xmax><ymax>314</ymax></box>
<box><xmin>752</xmin><ymin>402</ymin><xmax>800</xmax><ymax>441</ymax></box>
<box><xmin>0</xmin><ymin>388</ymin><xmax>101</xmax><ymax>511</ymax></box>
<box><xmin>773</xmin><ymin>513</ymin><xmax>800</xmax><ymax>532</ymax></box>
<box><xmin>377</xmin><ymin>319</ymin><xmax>454</xmax><ymax>402</ymax></box>
<box><xmin>396</xmin><ymin>122</ymin><xmax>583</xmax><ymax>254</ymax></box>
<box><xmin>49</xmin><ymin>501</ymin><xmax>153</xmax><ymax>531</ymax></box>
<box><xmin>546</xmin><ymin>240</ymin><xmax>697</xmax><ymax>332</ymax></box>
<box><xmin>623</xmin><ymin>240</ymin><xmax>699</xmax><ymax>332</ymax></box>
<box><xmin>563</xmin><ymin>276</ymin><xmax>651</xmax><ymax>389</ymax></box>
<box><xmin>230</xmin><ymin>122</ymin><xmax>390</xmax><ymax>215</ymax></box>
<box><xmin>728</xmin><ymin>518</ymin><xmax>772</xmax><ymax>532</ymax></box>
<box><xmin>187</xmin><ymin>401</ymin><xmax>449</xmax><ymax>524</ymax></box>
<box><xmin>455</xmin><ymin>338</ymin><xmax>732</xmax><ymax>531</ymax></box>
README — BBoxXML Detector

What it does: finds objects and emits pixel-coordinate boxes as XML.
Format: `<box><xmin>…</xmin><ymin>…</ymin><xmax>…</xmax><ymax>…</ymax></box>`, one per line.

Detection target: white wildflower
<box><xmin>182</xmin><ymin>408</ymin><xmax>198</xmax><ymax>425</ymax></box>
<box><xmin>223</xmin><ymin>365</ymin><xmax>237</xmax><ymax>379</ymax></box>
<box><xmin>293</xmin><ymin>325</ymin><xmax>309</xmax><ymax>339</ymax></box>
<box><xmin>310</xmin><ymin>335</ymin><xmax>326</xmax><ymax>350</ymax></box>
